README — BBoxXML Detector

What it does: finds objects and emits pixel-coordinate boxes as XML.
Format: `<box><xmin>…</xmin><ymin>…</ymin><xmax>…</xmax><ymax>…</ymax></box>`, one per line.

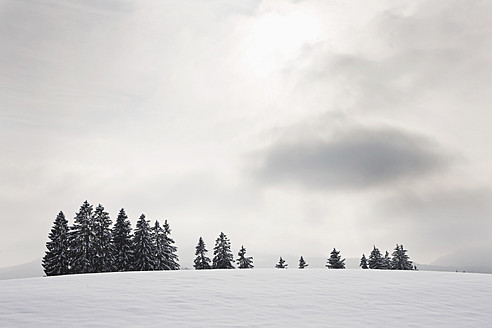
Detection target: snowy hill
<box><xmin>1</xmin><ymin>269</ymin><xmax>491</xmax><ymax>327</ymax></box>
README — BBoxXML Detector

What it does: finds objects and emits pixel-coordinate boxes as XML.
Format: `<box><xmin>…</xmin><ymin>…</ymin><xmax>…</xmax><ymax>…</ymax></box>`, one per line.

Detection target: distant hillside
<box><xmin>0</xmin><ymin>258</ymin><xmax>44</xmax><ymax>280</ymax></box>
<box><xmin>428</xmin><ymin>246</ymin><xmax>492</xmax><ymax>273</ymax></box>
<box><xmin>3</xmin><ymin>253</ymin><xmax>490</xmax><ymax>281</ymax></box>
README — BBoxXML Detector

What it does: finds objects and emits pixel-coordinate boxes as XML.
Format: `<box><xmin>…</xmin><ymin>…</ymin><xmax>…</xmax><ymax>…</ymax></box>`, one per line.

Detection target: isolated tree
<box><xmin>275</xmin><ymin>257</ymin><xmax>288</xmax><ymax>269</ymax></box>
<box><xmin>132</xmin><ymin>214</ymin><xmax>155</xmax><ymax>271</ymax></box>
<box><xmin>69</xmin><ymin>201</ymin><xmax>95</xmax><ymax>274</ymax></box>
<box><xmin>162</xmin><ymin>220</ymin><xmax>180</xmax><ymax>270</ymax></box>
<box><xmin>236</xmin><ymin>245</ymin><xmax>254</xmax><ymax>269</ymax></box>
<box><xmin>326</xmin><ymin>248</ymin><xmax>345</xmax><ymax>269</ymax></box>
<box><xmin>112</xmin><ymin>208</ymin><xmax>133</xmax><ymax>271</ymax></box>
<box><xmin>368</xmin><ymin>246</ymin><xmax>383</xmax><ymax>269</ymax></box>
<box><xmin>42</xmin><ymin>211</ymin><xmax>70</xmax><ymax>276</ymax></box>
<box><xmin>359</xmin><ymin>254</ymin><xmax>368</xmax><ymax>269</ymax></box>
<box><xmin>92</xmin><ymin>204</ymin><xmax>115</xmax><ymax>273</ymax></box>
<box><xmin>212</xmin><ymin>232</ymin><xmax>234</xmax><ymax>269</ymax></box>
<box><xmin>380</xmin><ymin>251</ymin><xmax>392</xmax><ymax>270</ymax></box>
<box><xmin>391</xmin><ymin>244</ymin><xmax>414</xmax><ymax>270</ymax></box>
<box><xmin>152</xmin><ymin>220</ymin><xmax>168</xmax><ymax>270</ymax></box>
<box><xmin>298</xmin><ymin>256</ymin><xmax>308</xmax><ymax>269</ymax></box>
<box><xmin>194</xmin><ymin>237</ymin><xmax>211</xmax><ymax>270</ymax></box>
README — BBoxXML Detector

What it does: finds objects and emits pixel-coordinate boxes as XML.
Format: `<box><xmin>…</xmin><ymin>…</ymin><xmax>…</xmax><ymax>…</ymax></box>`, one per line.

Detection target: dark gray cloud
<box><xmin>250</xmin><ymin>125</ymin><xmax>450</xmax><ymax>190</ymax></box>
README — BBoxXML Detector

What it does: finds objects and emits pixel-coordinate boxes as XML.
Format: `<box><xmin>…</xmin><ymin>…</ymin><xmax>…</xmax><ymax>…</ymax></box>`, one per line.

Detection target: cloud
<box><xmin>250</xmin><ymin>124</ymin><xmax>450</xmax><ymax>190</ymax></box>
<box><xmin>288</xmin><ymin>0</ymin><xmax>492</xmax><ymax>132</ymax></box>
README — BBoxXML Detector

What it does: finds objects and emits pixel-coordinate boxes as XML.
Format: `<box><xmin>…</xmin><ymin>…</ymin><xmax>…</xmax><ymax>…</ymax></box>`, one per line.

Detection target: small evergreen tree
<box><xmin>359</xmin><ymin>254</ymin><xmax>368</xmax><ymax>269</ymax></box>
<box><xmin>42</xmin><ymin>211</ymin><xmax>70</xmax><ymax>276</ymax></box>
<box><xmin>162</xmin><ymin>220</ymin><xmax>180</xmax><ymax>270</ymax></box>
<box><xmin>275</xmin><ymin>257</ymin><xmax>287</xmax><ymax>269</ymax></box>
<box><xmin>391</xmin><ymin>244</ymin><xmax>414</xmax><ymax>270</ymax></box>
<box><xmin>132</xmin><ymin>214</ymin><xmax>155</xmax><ymax>271</ymax></box>
<box><xmin>236</xmin><ymin>245</ymin><xmax>254</xmax><ymax>269</ymax></box>
<box><xmin>380</xmin><ymin>250</ymin><xmax>392</xmax><ymax>270</ymax></box>
<box><xmin>368</xmin><ymin>246</ymin><xmax>383</xmax><ymax>269</ymax></box>
<box><xmin>298</xmin><ymin>256</ymin><xmax>308</xmax><ymax>269</ymax></box>
<box><xmin>69</xmin><ymin>201</ymin><xmax>95</xmax><ymax>274</ymax></box>
<box><xmin>193</xmin><ymin>237</ymin><xmax>211</xmax><ymax>270</ymax></box>
<box><xmin>212</xmin><ymin>232</ymin><xmax>234</xmax><ymax>269</ymax></box>
<box><xmin>92</xmin><ymin>204</ymin><xmax>115</xmax><ymax>273</ymax></box>
<box><xmin>326</xmin><ymin>248</ymin><xmax>345</xmax><ymax>269</ymax></box>
<box><xmin>112</xmin><ymin>208</ymin><xmax>133</xmax><ymax>271</ymax></box>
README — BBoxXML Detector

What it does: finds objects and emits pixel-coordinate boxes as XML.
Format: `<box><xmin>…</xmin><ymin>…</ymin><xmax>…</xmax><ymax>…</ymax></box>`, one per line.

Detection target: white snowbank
<box><xmin>1</xmin><ymin>269</ymin><xmax>491</xmax><ymax>327</ymax></box>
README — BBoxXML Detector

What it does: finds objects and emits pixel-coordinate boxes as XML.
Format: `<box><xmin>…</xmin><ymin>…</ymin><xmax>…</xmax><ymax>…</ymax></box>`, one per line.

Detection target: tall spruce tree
<box><xmin>42</xmin><ymin>211</ymin><xmax>70</xmax><ymax>276</ymax></box>
<box><xmin>298</xmin><ymin>256</ymin><xmax>308</xmax><ymax>269</ymax></box>
<box><xmin>112</xmin><ymin>208</ymin><xmax>133</xmax><ymax>271</ymax></box>
<box><xmin>391</xmin><ymin>244</ymin><xmax>414</xmax><ymax>270</ymax></box>
<box><xmin>162</xmin><ymin>220</ymin><xmax>180</xmax><ymax>270</ymax></box>
<box><xmin>152</xmin><ymin>220</ymin><xmax>169</xmax><ymax>270</ymax></box>
<box><xmin>368</xmin><ymin>246</ymin><xmax>383</xmax><ymax>269</ymax></box>
<box><xmin>194</xmin><ymin>237</ymin><xmax>211</xmax><ymax>270</ymax></box>
<box><xmin>132</xmin><ymin>214</ymin><xmax>155</xmax><ymax>271</ymax></box>
<box><xmin>92</xmin><ymin>204</ymin><xmax>115</xmax><ymax>273</ymax></box>
<box><xmin>360</xmin><ymin>254</ymin><xmax>369</xmax><ymax>269</ymax></box>
<box><xmin>212</xmin><ymin>232</ymin><xmax>234</xmax><ymax>269</ymax></box>
<box><xmin>236</xmin><ymin>245</ymin><xmax>254</xmax><ymax>269</ymax></box>
<box><xmin>326</xmin><ymin>248</ymin><xmax>345</xmax><ymax>269</ymax></box>
<box><xmin>380</xmin><ymin>250</ymin><xmax>392</xmax><ymax>270</ymax></box>
<box><xmin>275</xmin><ymin>257</ymin><xmax>287</xmax><ymax>269</ymax></box>
<box><xmin>69</xmin><ymin>201</ymin><xmax>95</xmax><ymax>274</ymax></box>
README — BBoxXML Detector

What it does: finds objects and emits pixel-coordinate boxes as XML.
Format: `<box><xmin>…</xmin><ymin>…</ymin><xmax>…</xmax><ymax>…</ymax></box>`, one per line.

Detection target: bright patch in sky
<box><xmin>241</xmin><ymin>9</ymin><xmax>324</xmax><ymax>75</ymax></box>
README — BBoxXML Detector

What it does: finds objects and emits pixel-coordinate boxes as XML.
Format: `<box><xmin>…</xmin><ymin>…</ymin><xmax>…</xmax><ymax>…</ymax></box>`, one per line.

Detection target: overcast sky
<box><xmin>1</xmin><ymin>0</ymin><xmax>492</xmax><ymax>268</ymax></box>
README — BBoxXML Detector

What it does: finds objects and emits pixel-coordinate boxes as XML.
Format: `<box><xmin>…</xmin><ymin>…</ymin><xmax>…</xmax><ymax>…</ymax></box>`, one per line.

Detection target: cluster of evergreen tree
<box><xmin>44</xmin><ymin>204</ymin><xmax>417</xmax><ymax>274</ymax></box>
<box><xmin>277</xmin><ymin>248</ymin><xmax>346</xmax><ymax>269</ymax></box>
<box><xmin>43</xmin><ymin>201</ymin><xmax>179</xmax><ymax>276</ymax></box>
<box><xmin>193</xmin><ymin>232</ymin><xmax>254</xmax><ymax>270</ymax></box>
<box><xmin>360</xmin><ymin>244</ymin><xmax>416</xmax><ymax>270</ymax></box>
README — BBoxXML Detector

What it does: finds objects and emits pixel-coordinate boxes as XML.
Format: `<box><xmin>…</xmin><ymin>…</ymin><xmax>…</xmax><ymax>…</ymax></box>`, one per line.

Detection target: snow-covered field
<box><xmin>1</xmin><ymin>269</ymin><xmax>491</xmax><ymax>327</ymax></box>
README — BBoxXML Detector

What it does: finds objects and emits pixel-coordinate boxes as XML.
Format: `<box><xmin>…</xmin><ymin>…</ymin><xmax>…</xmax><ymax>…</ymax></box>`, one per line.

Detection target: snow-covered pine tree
<box><xmin>380</xmin><ymin>250</ymin><xmax>392</xmax><ymax>270</ymax></box>
<box><xmin>326</xmin><ymin>248</ymin><xmax>345</xmax><ymax>269</ymax></box>
<box><xmin>212</xmin><ymin>232</ymin><xmax>234</xmax><ymax>269</ymax></box>
<box><xmin>69</xmin><ymin>201</ymin><xmax>95</xmax><ymax>274</ymax></box>
<box><xmin>162</xmin><ymin>220</ymin><xmax>180</xmax><ymax>270</ymax></box>
<box><xmin>193</xmin><ymin>237</ymin><xmax>211</xmax><ymax>270</ymax></box>
<box><xmin>360</xmin><ymin>254</ymin><xmax>368</xmax><ymax>269</ymax></box>
<box><xmin>391</xmin><ymin>244</ymin><xmax>414</xmax><ymax>270</ymax></box>
<box><xmin>275</xmin><ymin>257</ymin><xmax>287</xmax><ymax>269</ymax></box>
<box><xmin>112</xmin><ymin>208</ymin><xmax>133</xmax><ymax>271</ymax></box>
<box><xmin>132</xmin><ymin>214</ymin><xmax>155</xmax><ymax>271</ymax></box>
<box><xmin>368</xmin><ymin>246</ymin><xmax>383</xmax><ymax>269</ymax></box>
<box><xmin>298</xmin><ymin>256</ymin><xmax>308</xmax><ymax>269</ymax></box>
<box><xmin>236</xmin><ymin>245</ymin><xmax>254</xmax><ymax>269</ymax></box>
<box><xmin>92</xmin><ymin>204</ymin><xmax>115</xmax><ymax>273</ymax></box>
<box><xmin>42</xmin><ymin>211</ymin><xmax>70</xmax><ymax>276</ymax></box>
<box><xmin>152</xmin><ymin>220</ymin><xmax>168</xmax><ymax>270</ymax></box>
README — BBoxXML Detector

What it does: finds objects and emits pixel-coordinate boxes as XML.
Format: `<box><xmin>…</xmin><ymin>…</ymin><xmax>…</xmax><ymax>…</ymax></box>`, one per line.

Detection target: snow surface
<box><xmin>1</xmin><ymin>269</ymin><xmax>491</xmax><ymax>327</ymax></box>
